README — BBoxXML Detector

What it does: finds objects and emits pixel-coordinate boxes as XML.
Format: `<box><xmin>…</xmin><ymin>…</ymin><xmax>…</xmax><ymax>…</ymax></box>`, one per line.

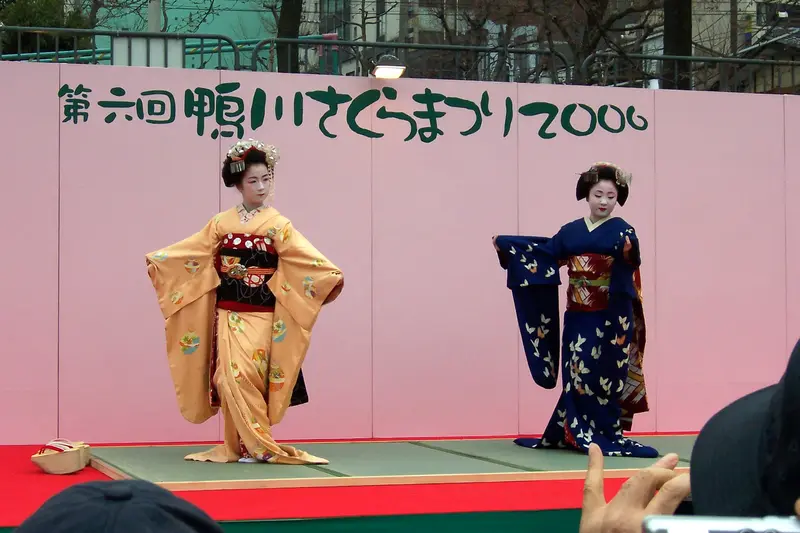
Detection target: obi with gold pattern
<box><xmin>214</xmin><ymin>232</ymin><xmax>278</xmax><ymax>312</ymax></box>
<box><xmin>566</xmin><ymin>253</ymin><xmax>612</xmax><ymax>312</ymax></box>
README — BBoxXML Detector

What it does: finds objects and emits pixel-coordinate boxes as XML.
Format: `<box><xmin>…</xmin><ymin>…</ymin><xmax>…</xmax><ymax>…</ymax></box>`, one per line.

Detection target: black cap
<box><xmin>691</xmin><ymin>337</ymin><xmax>800</xmax><ymax>516</ymax></box>
<box><xmin>15</xmin><ymin>480</ymin><xmax>224</xmax><ymax>533</ymax></box>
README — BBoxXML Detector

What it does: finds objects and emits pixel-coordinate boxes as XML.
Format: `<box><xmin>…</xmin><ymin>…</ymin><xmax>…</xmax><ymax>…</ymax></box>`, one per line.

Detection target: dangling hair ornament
<box><xmin>227</xmin><ymin>138</ymin><xmax>280</xmax><ymax>174</ymax></box>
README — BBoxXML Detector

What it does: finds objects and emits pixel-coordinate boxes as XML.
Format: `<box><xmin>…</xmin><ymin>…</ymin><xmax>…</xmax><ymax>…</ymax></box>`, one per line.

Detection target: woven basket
<box><xmin>31</xmin><ymin>439</ymin><xmax>92</xmax><ymax>475</ymax></box>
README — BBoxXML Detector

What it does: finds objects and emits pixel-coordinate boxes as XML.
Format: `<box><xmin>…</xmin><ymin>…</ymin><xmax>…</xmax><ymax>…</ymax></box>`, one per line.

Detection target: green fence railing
<box><xmin>0</xmin><ymin>25</ymin><xmax>241</xmax><ymax>70</ymax></box>
<box><xmin>3</xmin><ymin>25</ymin><xmax>800</xmax><ymax>92</ymax></box>
<box><xmin>248</xmin><ymin>37</ymin><xmax>572</xmax><ymax>83</ymax></box>
<box><xmin>581</xmin><ymin>50</ymin><xmax>800</xmax><ymax>93</ymax></box>
<box><xmin>0</xmin><ymin>25</ymin><xmax>570</xmax><ymax>83</ymax></box>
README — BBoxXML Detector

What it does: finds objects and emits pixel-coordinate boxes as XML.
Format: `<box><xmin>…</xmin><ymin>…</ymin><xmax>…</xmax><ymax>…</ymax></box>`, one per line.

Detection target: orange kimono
<box><xmin>145</xmin><ymin>204</ymin><xmax>343</xmax><ymax>464</ymax></box>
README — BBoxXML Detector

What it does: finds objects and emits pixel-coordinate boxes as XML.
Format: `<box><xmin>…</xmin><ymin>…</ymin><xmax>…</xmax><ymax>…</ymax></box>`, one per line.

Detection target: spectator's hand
<box><xmin>579</xmin><ymin>443</ymin><xmax>691</xmax><ymax>533</ymax></box>
<box><xmin>795</xmin><ymin>498</ymin><xmax>799</xmax><ymax>517</ymax></box>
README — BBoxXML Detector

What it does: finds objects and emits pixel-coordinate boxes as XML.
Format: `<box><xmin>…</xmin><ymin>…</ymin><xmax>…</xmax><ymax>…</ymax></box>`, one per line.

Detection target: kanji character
<box><xmin>503</xmin><ymin>96</ymin><xmax>514</xmax><ymax>137</ymax></box>
<box><xmin>138</xmin><ymin>90</ymin><xmax>177</xmax><ymax>124</ymax></box>
<box><xmin>98</xmin><ymin>87</ymin><xmax>176</xmax><ymax>124</ymax></box>
<box><xmin>248</xmin><ymin>90</ymin><xmax>298</xmax><ymax>130</ymax></box>
<box><xmin>184</xmin><ymin>82</ymin><xmax>245</xmax><ymax>139</ymax></box>
<box><xmin>58</xmin><ymin>83</ymin><xmax>92</xmax><ymax>124</ymax></box>
<box><xmin>98</xmin><ymin>87</ymin><xmax>135</xmax><ymax>123</ymax></box>
<box><xmin>250</xmin><ymin>88</ymin><xmax>267</xmax><ymax>130</ymax></box>
<box><xmin>293</xmin><ymin>93</ymin><xmax>303</xmax><ymax>126</ymax></box>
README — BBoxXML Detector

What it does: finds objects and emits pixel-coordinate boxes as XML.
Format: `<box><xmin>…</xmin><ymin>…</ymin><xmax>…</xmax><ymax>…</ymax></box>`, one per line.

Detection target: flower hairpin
<box><xmin>227</xmin><ymin>139</ymin><xmax>281</xmax><ymax>174</ymax></box>
<box><xmin>590</xmin><ymin>161</ymin><xmax>632</xmax><ymax>187</ymax></box>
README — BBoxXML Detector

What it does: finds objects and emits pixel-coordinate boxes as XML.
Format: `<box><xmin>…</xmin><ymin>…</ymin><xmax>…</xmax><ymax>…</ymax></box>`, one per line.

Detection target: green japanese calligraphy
<box><xmin>56</xmin><ymin>82</ymin><xmax>652</xmax><ymax>143</ymax></box>
<box><xmin>412</xmin><ymin>88</ymin><xmax>446</xmax><ymax>143</ymax></box>
<box><xmin>597</xmin><ymin>104</ymin><xmax>625</xmax><ymax>133</ymax></box>
<box><xmin>294</xmin><ymin>93</ymin><xmax>303</xmax><ymax>127</ymax></box>
<box><xmin>518</xmin><ymin>102</ymin><xmax>559</xmax><ymax>139</ymax></box>
<box><xmin>443</xmin><ymin>90</ymin><xmax>492</xmax><ymax>136</ymax></box>
<box><xmin>503</xmin><ymin>97</ymin><xmax>514</xmax><ymax>137</ymax></box>
<box><xmin>305</xmin><ymin>86</ymin><xmax>352</xmax><ymax>139</ymax></box>
<box><xmin>561</xmin><ymin>103</ymin><xmax>597</xmax><ymax>137</ymax></box>
<box><xmin>244</xmin><ymin>88</ymin><xmax>299</xmax><ymax>132</ymax></box>
<box><xmin>518</xmin><ymin>101</ymin><xmax>649</xmax><ymax>139</ymax></box>
<box><xmin>184</xmin><ymin>82</ymin><xmax>245</xmax><ymax>139</ymax></box>
<box><xmin>58</xmin><ymin>84</ymin><xmax>92</xmax><ymax>124</ymax></box>
<box><xmin>251</xmin><ymin>88</ymin><xmax>267</xmax><ymax>130</ymax></box>
<box><xmin>376</xmin><ymin>87</ymin><xmax>417</xmax><ymax>141</ymax></box>
<box><xmin>346</xmin><ymin>88</ymin><xmax>382</xmax><ymax>139</ymax></box>
<box><xmin>98</xmin><ymin>87</ymin><xmax>176</xmax><ymax>124</ymax></box>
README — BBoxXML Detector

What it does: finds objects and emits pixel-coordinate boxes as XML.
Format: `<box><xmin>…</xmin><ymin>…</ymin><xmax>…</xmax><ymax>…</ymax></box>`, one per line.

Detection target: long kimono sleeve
<box><xmin>610</xmin><ymin>224</ymin><xmax>650</xmax><ymax>428</ymax></box>
<box><xmin>495</xmin><ymin>233</ymin><xmax>565</xmax><ymax>390</ymax></box>
<box><xmin>265</xmin><ymin>218</ymin><xmax>344</xmax><ymax>425</ymax></box>
<box><xmin>145</xmin><ymin>217</ymin><xmax>222</xmax><ymax>424</ymax></box>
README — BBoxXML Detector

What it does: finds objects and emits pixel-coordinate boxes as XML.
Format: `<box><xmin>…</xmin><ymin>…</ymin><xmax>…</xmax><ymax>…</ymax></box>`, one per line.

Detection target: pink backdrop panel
<box><xmin>218</xmin><ymin>72</ymin><xmax>373</xmax><ymax>440</ymax></box>
<box><xmin>654</xmin><ymin>90</ymin><xmax>787</xmax><ymax>432</ymax></box>
<box><xmin>515</xmin><ymin>85</ymin><xmax>657</xmax><ymax>435</ymax></box>
<box><xmin>784</xmin><ymin>96</ymin><xmax>800</xmax><ymax>356</ymax></box>
<box><xmin>371</xmin><ymin>79</ymin><xmax>520</xmax><ymax>438</ymax></box>
<box><xmin>58</xmin><ymin>64</ymin><xmax>222</xmax><ymax>443</ymax></box>
<box><xmin>0</xmin><ymin>63</ymin><xmax>60</xmax><ymax>445</ymax></box>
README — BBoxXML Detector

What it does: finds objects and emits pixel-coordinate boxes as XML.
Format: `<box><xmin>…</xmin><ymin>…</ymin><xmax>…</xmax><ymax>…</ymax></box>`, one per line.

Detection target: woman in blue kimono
<box><xmin>493</xmin><ymin>162</ymin><xmax>657</xmax><ymax>458</ymax></box>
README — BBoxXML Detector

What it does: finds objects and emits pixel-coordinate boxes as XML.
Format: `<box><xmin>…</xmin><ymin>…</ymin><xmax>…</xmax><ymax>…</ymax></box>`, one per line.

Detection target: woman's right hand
<box><xmin>492</xmin><ymin>235</ymin><xmax>500</xmax><ymax>252</ymax></box>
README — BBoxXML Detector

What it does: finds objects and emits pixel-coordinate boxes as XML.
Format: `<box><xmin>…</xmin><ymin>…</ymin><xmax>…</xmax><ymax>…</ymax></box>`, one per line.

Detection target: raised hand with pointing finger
<box><xmin>579</xmin><ymin>443</ymin><xmax>691</xmax><ymax>533</ymax></box>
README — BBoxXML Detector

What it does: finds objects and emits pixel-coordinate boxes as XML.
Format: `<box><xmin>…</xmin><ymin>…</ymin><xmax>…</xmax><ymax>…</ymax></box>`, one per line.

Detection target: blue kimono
<box><xmin>495</xmin><ymin>216</ymin><xmax>656</xmax><ymax>458</ymax></box>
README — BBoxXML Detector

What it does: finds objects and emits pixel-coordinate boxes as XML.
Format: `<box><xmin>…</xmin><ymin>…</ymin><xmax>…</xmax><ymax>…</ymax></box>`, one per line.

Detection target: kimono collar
<box><xmin>584</xmin><ymin>216</ymin><xmax>614</xmax><ymax>232</ymax></box>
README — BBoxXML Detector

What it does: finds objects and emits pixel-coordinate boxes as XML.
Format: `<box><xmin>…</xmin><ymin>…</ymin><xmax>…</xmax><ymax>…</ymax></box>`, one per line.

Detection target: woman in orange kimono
<box><xmin>145</xmin><ymin>139</ymin><xmax>344</xmax><ymax>465</ymax></box>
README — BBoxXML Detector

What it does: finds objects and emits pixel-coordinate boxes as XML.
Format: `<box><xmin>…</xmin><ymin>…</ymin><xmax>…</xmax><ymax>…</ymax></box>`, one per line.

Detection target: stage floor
<box><xmin>90</xmin><ymin>435</ymin><xmax>695</xmax><ymax>491</ymax></box>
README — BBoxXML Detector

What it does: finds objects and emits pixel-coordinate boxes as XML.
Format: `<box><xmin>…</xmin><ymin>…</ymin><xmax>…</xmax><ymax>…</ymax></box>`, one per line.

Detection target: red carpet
<box><xmin>175</xmin><ymin>477</ymin><xmax>628</xmax><ymax>522</ymax></box>
<box><xmin>1</xmin><ymin>445</ymin><xmax>627</xmax><ymax>527</ymax></box>
<box><xmin>1</xmin><ymin>446</ymin><xmax>111</xmax><ymax>527</ymax></box>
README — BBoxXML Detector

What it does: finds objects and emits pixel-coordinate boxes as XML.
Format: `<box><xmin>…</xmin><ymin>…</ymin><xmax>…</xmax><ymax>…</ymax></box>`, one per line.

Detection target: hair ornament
<box><xmin>227</xmin><ymin>139</ymin><xmax>280</xmax><ymax>174</ymax></box>
<box><xmin>576</xmin><ymin>161</ymin><xmax>631</xmax><ymax>206</ymax></box>
<box><xmin>589</xmin><ymin>161</ymin><xmax>632</xmax><ymax>188</ymax></box>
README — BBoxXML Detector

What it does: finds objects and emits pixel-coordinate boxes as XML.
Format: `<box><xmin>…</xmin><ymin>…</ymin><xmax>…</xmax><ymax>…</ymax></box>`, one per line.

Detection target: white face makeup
<box><xmin>236</xmin><ymin>162</ymin><xmax>273</xmax><ymax>210</ymax></box>
<box><xmin>587</xmin><ymin>180</ymin><xmax>618</xmax><ymax>222</ymax></box>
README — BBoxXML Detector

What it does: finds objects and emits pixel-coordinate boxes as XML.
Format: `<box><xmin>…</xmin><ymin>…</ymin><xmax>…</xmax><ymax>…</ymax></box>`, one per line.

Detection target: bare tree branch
<box><xmin>160</xmin><ymin>0</ymin><xmax>168</xmax><ymax>32</ymax></box>
<box><xmin>333</xmin><ymin>0</ymin><xmax>396</xmax><ymax>75</ymax></box>
<box><xmin>69</xmin><ymin>0</ymin><xmax>237</xmax><ymax>32</ymax></box>
<box><xmin>602</xmin><ymin>0</ymin><xmax>661</xmax><ymax>28</ymax></box>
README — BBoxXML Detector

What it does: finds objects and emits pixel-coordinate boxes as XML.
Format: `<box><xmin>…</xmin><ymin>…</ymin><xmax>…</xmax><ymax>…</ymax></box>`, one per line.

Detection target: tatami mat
<box><xmin>90</xmin><ymin>436</ymin><xmax>696</xmax><ymax>490</ymax></box>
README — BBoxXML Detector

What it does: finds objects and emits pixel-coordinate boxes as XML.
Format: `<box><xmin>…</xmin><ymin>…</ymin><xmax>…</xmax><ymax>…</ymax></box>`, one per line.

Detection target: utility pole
<box><xmin>663</xmin><ymin>0</ymin><xmax>692</xmax><ymax>89</ymax></box>
<box><xmin>147</xmin><ymin>0</ymin><xmax>160</xmax><ymax>32</ymax></box>
<box><xmin>730</xmin><ymin>0</ymin><xmax>738</xmax><ymax>54</ymax></box>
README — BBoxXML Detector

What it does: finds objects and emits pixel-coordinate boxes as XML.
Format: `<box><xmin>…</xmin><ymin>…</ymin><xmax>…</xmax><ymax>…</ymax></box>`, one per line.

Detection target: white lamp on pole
<box><xmin>371</xmin><ymin>54</ymin><xmax>406</xmax><ymax>79</ymax></box>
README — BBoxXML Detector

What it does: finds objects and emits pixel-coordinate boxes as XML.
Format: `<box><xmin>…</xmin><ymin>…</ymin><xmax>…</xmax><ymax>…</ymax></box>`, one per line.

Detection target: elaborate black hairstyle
<box><xmin>220</xmin><ymin>139</ymin><xmax>280</xmax><ymax>188</ymax></box>
<box><xmin>575</xmin><ymin>162</ymin><xmax>631</xmax><ymax>206</ymax></box>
